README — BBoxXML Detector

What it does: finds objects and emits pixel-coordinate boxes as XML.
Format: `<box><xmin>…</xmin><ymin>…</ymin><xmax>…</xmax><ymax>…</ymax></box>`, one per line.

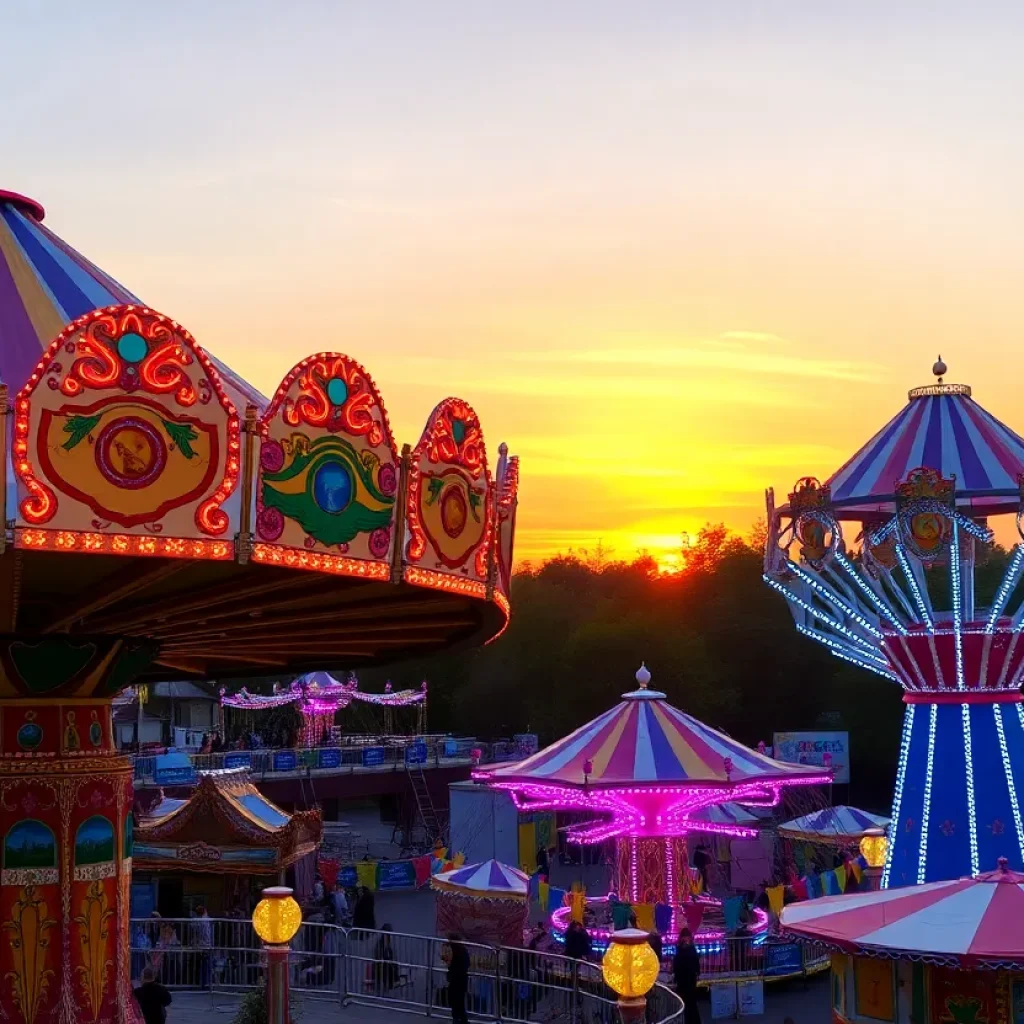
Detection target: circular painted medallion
<box><xmin>95</xmin><ymin>417</ymin><xmax>168</xmax><ymax>489</ymax></box>
<box><xmin>441</xmin><ymin>485</ymin><xmax>468</xmax><ymax>539</ymax></box>
<box><xmin>312</xmin><ymin>460</ymin><xmax>353</xmax><ymax>514</ymax></box>
<box><xmin>17</xmin><ymin>721</ymin><xmax>42</xmax><ymax>750</ymax></box>
<box><xmin>117</xmin><ymin>332</ymin><xmax>149</xmax><ymax>363</ymax></box>
<box><xmin>327</xmin><ymin>376</ymin><xmax>349</xmax><ymax>406</ymax></box>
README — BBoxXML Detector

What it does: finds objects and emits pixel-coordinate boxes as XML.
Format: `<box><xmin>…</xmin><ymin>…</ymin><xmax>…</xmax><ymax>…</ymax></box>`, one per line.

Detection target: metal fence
<box><xmin>131</xmin><ymin>918</ymin><xmax>685</xmax><ymax>1022</ymax></box>
<box><xmin>131</xmin><ymin>736</ymin><xmax>493</xmax><ymax>782</ymax></box>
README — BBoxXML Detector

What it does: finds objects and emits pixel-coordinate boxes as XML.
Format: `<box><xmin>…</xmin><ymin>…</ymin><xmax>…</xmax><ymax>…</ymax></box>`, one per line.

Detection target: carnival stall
<box><xmin>221</xmin><ymin>672</ymin><xmax>428</xmax><ymax>746</ymax></box>
<box><xmin>782</xmin><ymin>858</ymin><xmax>1024</xmax><ymax>1023</ymax></box>
<box><xmin>432</xmin><ymin>859</ymin><xmax>530</xmax><ymax>947</ymax></box>
<box><xmin>765</xmin><ymin>360</ymin><xmax>1024</xmax><ymax>885</ymax></box>
<box><xmin>133</xmin><ymin>768</ymin><xmax>322</xmax><ymax>914</ymax></box>
<box><xmin>0</xmin><ymin>186</ymin><xmax>520</xmax><ymax>1024</ymax></box>
<box><xmin>475</xmin><ymin>665</ymin><xmax>830</xmax><ymax>958</ymax></box>
<box><xmin>778</xmin><ymin>806</ymin><xmax>890</xmax><ymax>878</ymax></box>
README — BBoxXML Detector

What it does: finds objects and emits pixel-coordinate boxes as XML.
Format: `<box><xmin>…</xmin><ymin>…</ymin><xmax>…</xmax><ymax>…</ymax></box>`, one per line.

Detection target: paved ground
<box><xmin>167</xmin><ymin>975</ymin><xmax>829</xmax><ymax>1023</ymax></box>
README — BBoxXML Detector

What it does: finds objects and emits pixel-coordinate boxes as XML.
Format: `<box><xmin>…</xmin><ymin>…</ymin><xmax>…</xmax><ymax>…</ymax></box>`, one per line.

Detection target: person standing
<box><xmin>447</xmin><ymin>933</ymin><xmax>470</xmax><ymax>1024</ymax></box>
<box><xmin>672</xmin><ymin>928</ymin><xmax>702</xmax><ymax>1024</ymax></box>
<box><xmin>134</xmin><ymin>967</ymin><xmax>172</xmax><ymax>1024</ymax></box>
<box><xmin>192</xmin><ymin>905</ymin><xmax>213</xmax><ymax>989</ymax></box>
<box><xmin>536</xmin><ymin>845</ymin><xmax>550</xmax><ymax>878</ymax></box>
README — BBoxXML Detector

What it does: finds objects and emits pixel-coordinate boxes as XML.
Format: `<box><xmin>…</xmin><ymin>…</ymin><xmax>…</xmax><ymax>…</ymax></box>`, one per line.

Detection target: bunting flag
<box><xmin>569</xmin><ymin>890</ymin><xmax>586</xmax><ymax>924</ymax></box>
<box><xmin>634</xmin><ymin>903</ymin><xmax>655</xmax><ymax>933</ymax></box>
<box><xmin>413</xmin><ymin>855</ymin><xmax>433</xmax><ymax>888</ymax></box>
<box><xmin>805</xmin><ymin>874</ymin><xmax>821</xmax><ymax>899</ymax></box>
<box><xmin>356</xmin><ymin>861</ymin><xmax>377</xmax><ymax>891</ymax></box>
<box><xmin>834</xmin><ymin>867</ymin><xmax>847</xmax><ymax>893</ymax></box>
<box><xmin>539</xmin><ymin>880</ymin><xmax>550</xmax><ymax>910</ymax></box>
<box><xmin>849</xmin><ymin>859</ymin><xmax>863</xmax><ymax>884</ymax></box>
<box><xmin>528</xmin><ymin>873</ymin><xmax>541</xmax><ymax>901</ymax></box>
<box><xmin>723</xmin><ymin>896</ymin><xmax>744</xmax><ymax>932</ymax></box>
<box><xmin>548</xmin><ymin>886</ymin><xmax>566</xmax><ymax>913</ymax></box>
<box><xmin>823</xmin><ymin>871</ymin><xmax>840</xmax><ymax>896</ymax></box>
<box><xmin>318</xmin><ymin>857</ymin><xmax>340</xmax><ymax>890</ymax></box>
<box><xmin>682</xmin><ymin>903</ymin><xmax>706</xmax><ymax>933</ymax></box>
<box><xmin>767</xmin><ymin>885</ymin><xmax>785</xmax><ymax>918</ymax></box>
<box><xmin>453</xmin><ymin>852</ymin><xmax>466</xmax><ymax>868</ymax></box>
<box><xmin>654</xmin><ymin>903</ymin><xmax>674</xmax><ymax>935</ymax></box>
<box><xmin>611</xmin><ymin>899</ymin><xmax>633</xmax><ymax>931</ymax></box>
<box><xmin>689</xmin><ymin>874</ymin><xmax>704</xmax><ymax>896</ymax></box>
<box><xmin>791</xmin><ymin>878</ymin><xmax>809</xmax><ymax>901</ymax></box>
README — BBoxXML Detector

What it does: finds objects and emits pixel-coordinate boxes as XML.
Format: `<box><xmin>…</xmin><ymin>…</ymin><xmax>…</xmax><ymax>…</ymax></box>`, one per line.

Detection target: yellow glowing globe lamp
<box><xmin>252</xmin><ymin>886</ymin><xmax>302</xmax><ymax>946</ymax></box>
<box><xmin>859</xmin><ymin>828</ymin><xmax>889</xmax><ymax>870</ymax></box>
<box><xmin>601</xmin><ymin>929</ymin><xmax>660</xmax><ymax>1000</ymax></box>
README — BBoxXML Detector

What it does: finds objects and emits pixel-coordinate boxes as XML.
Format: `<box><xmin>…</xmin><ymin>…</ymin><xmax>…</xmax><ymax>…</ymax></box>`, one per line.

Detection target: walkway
<box><xmin>167</xmin><ymin>976</ymin><xmax>829</xmax><ymax>1023</ymax></box>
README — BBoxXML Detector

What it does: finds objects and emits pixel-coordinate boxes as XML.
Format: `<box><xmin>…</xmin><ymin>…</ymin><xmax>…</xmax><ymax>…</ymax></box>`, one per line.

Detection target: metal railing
<box><xmin>130</xmin><ymin>736</ymin><xmax>500</xmax><ymax>783</ymax></box>
<box><xmin>131</xmin><ymin>918</ymin><xmax>684</xmax><ymax>1022</ymax></box>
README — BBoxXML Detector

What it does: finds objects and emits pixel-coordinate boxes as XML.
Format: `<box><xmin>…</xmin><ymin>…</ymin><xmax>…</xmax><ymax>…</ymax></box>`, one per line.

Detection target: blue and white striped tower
<box><xmin>764</xmin><ymin>362</ymin><xmax>1024</xmax><ymax>886</ymax></box>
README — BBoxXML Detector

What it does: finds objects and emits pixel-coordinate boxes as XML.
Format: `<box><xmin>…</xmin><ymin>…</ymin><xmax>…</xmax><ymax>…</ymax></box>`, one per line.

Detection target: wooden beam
<box><xmin>145</xmin><ymin>591</ymin><xmax>451</xmax><ymax>638</ymax></box>
<box><xmin>159</xmin><ymin>615</ymin><xmax>478</xmax><ymax>644</ymax></box>
<box><xmin>88</xmin><ymin>572</ymin><xmax>318</xmax><ymax>633</ymax></box>
<box><xmin>44</xmin><ymin>559</ymin><xmax>189</xmax><ymax>633</ymax></box>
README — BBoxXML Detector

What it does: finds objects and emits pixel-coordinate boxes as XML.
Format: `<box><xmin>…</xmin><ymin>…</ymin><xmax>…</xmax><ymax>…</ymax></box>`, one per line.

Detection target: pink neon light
<box><xmin>475</xmin><ymin>775</ymin><xmax>830</xmax><ymax>842</ymax></box>
<box><xmin>548</xmin><ymin>897</ymin><xmax>769</xmax><ymax>945</ymax></box>
<box><xmin>630</xmin><ymin>838</ymin><xmax>640</xmax><ymax>902</ymax></box>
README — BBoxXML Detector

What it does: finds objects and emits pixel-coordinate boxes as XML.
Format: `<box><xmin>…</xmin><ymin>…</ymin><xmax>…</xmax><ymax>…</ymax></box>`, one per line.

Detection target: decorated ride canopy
<box><xmin>777</xmin><ymin>806</ymin><xmax>890</xmax><ymax>845</ymax></box>
<box><xmin>690</xmin><ymin>802</ymin><xmax>765</xmax><ymax>829</ymax></box>
<box><xmin>220</xmin><ymin>672</ymin><xmax>428</xmax><ymax>711</ymax></box>
<box><xmin>431</xmin><ymin>859</ymin><xmax>530</xmax><ymax>899</ymax></box>
<box><xmin>0</xmin><ymin>189</ymin><xmax>519</xmax><ymax>690</ymax></box>
<box><xmin>133</xmin><ymin>768</ymin><xmax>321</xmax><ymax>874</ymax></box>
<box><xmin>478</xmin><ymin>665</ymin><xmax>828</xmax><ymax>842</ymax></box>
<box><xmin>432</xmin><ymin>859</ymin><xmax>530</xmax><ymax>947</ymax></box>
<box><xmin>781</xmin><ymin>858</ymin><xmax>1024</xmax><ymax>969</ymax></box>
<box><xmin>765</xmin><ymin>362</ymin><xmax>1024</xmax><ymax>886</ymax></box>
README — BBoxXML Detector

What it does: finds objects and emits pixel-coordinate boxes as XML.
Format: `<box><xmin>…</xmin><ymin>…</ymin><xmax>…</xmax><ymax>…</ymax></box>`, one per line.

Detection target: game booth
<box><xmin>783</xmin><ymin>858</ymin><xmax>1024</xmax><ymax>1024</ymax></box>
<box><xmin>132</xmin><ymin>768</ymin><xmax>322</xmax><ymax>916</ymax></box>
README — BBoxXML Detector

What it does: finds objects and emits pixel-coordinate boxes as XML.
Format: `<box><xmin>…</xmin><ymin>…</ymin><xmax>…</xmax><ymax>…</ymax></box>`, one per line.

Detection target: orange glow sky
<box><xmin>8</xmin><ymin>3</ymin><xmax>1024</xmax><ymax>568</ymax></box>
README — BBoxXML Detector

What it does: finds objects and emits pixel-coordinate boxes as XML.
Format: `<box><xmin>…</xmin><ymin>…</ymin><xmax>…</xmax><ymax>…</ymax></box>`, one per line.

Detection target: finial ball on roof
<box><xmin>635</xmin><ymin>663</ymin><xmax>651</xmax><ymax>688</ymax></box>
<box><xmin>933</xmin><ymin>355</ymin><xmax>947</xmax><ymax>381</ymax></box>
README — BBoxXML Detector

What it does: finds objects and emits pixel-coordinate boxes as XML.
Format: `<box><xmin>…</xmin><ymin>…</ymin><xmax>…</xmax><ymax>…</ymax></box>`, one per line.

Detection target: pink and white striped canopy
<box><xmin>781</xmin><ymin>860</ymin><xmax>1024</xmax><ymax>968</ymax></box>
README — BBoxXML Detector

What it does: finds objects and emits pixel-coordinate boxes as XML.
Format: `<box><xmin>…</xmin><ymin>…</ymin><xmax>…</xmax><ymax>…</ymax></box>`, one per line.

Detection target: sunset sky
<box><xmin>7</xmin><ymin>2</ymin><xmax>1024</xmax><ymax>568</ymax></box>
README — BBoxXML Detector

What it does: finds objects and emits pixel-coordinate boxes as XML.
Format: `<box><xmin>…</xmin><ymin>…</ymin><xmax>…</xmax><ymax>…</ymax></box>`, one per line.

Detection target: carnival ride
<box><xmin>777</xmin><ymin>806</ymin><xmax>890</xmax><ymax>846</ymax></box>
<box><xmin>221</xmin><ymin>672</ymin><xmax>428</xmax><ymax>745</ymax></box>
<box><xmin>474</xmin><ymin>665</ymin><xmax>830</xmax><ymax>956</ymax></box>
<box><xmin>0</xmin><ymin>188</ymin><xmax>519</xmax><ymax>1024</ymax></box>
<box><xmin>431</xmin><ymin>859</ymin><xmax>531</xmax><ymax>947</ymax></box>
<box><xmin>782</xmin><ymin>857</ymin><xmax>1024</xmax><ymax>1023</ymax></box>
<box><xmin>764</xmin><ymin>360</ymin><xmax>1024</xmax><ymax>887</ymax></box>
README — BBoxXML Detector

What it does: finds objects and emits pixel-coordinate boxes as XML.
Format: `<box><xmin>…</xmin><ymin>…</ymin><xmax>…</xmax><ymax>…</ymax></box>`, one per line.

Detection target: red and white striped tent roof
<box><xmin>781</xmin><ymin>859</ymin><xmax>1024</xmax><ymax>968</ymax></box>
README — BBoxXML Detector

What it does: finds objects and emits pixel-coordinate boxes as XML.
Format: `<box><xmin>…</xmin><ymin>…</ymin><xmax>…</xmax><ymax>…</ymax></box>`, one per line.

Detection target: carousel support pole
<box><xmin>390</xmin><ymin>444</ymin><xmax>412</xmax><ymax>585</ymax></box>
<box><xmin>0</xmin><ymin>383</ymin><xmax>7</xmax><ymax>555</ymax></box>
<box><xmin>236</xmin><ymin>403</ymin><xmax>258</xmax><ymax>564</ymax></box>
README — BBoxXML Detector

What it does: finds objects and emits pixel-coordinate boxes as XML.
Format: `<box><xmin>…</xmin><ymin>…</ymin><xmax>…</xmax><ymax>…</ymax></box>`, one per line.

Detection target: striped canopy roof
<box><xmin>781</xmin><ymin>860</ymin><xmax>1024</xmax><ymax>968</ymax></box>
<box><xmin>777</xmin><ymin>805</ymin><xmax>889</xmax><ymax>845</ymax></box>
<box><xmin>432</xmin><ymin>859</ymin><xmax>529</xmax><ymax>898</ymax></box>
<box><xmin>690</xmin><ymin>802</ymin><xmax>764</xmax><ymax>827</ymax></box>
<box><xmin>823</xmin><ymin>382</ymin><xmax>1024</xmax><ymax>517</ymax></box>
<box><xmin>0</xmin><ymin>189</ymin><xmax>266</xmax><ymax>410</ymax></box>
<box><xmin>484</xmin><ymin>671</ymin><xmax>826</xmax><ymax>789</ymax></box>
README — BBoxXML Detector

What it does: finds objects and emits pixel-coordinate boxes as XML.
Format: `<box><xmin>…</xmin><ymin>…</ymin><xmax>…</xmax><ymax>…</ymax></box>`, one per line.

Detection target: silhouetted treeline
<box><xmin>362</xmin><ymin>525</ymin><xmax>909</xmax><ymax>809</ymax></box>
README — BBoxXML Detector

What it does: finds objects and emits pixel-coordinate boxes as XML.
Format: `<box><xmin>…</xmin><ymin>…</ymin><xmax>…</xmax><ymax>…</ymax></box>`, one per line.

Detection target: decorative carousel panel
<box><xmin>254</xmin><ymin>354</ymin><xmax>399</xmax><ymax>573</ymax></box>
<box><xmin>405</xmin><ymin>398</ymin><xmax>493</xmax><ymax>585</ymax></box>
<box><xmin>13</xmin><ymin>306</ymin><xmax>241</xmax><ymax>558</ymax></box>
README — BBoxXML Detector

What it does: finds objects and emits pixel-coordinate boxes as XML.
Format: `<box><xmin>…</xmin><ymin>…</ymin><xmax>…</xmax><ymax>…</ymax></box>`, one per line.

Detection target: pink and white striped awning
<box><xmin>781</xmin><ymin>859</ymin><xmax>1024</xmax><ymax>968</ymax></box>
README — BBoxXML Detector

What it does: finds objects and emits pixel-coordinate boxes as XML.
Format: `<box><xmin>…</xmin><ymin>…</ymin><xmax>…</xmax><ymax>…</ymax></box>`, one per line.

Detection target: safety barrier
<box><xmin>131</xmin><ymin>918</ymin><xmax>685</xmax><ymax>1022</ymax></box>
<box><xmin>131</xmin><ymin>736</ymin><xmax>496</xmax><ymax>782</ymax></box>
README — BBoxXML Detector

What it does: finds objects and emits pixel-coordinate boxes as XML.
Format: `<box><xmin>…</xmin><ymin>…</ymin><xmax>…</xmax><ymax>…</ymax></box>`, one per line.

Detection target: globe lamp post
<box><xmin>252</xmin><ymin>886</ymin><xmax>302</xmax><ymax>1024</ymax></box>
<box><xmin>859</xmin><ymin>828</ymin><xmax>889</xmax><ymax>891</ymax></box>
<box><xmin>601</xmin><ymin>928</ymin><xmax>661</xmax><ymax>1023</ymax></box>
